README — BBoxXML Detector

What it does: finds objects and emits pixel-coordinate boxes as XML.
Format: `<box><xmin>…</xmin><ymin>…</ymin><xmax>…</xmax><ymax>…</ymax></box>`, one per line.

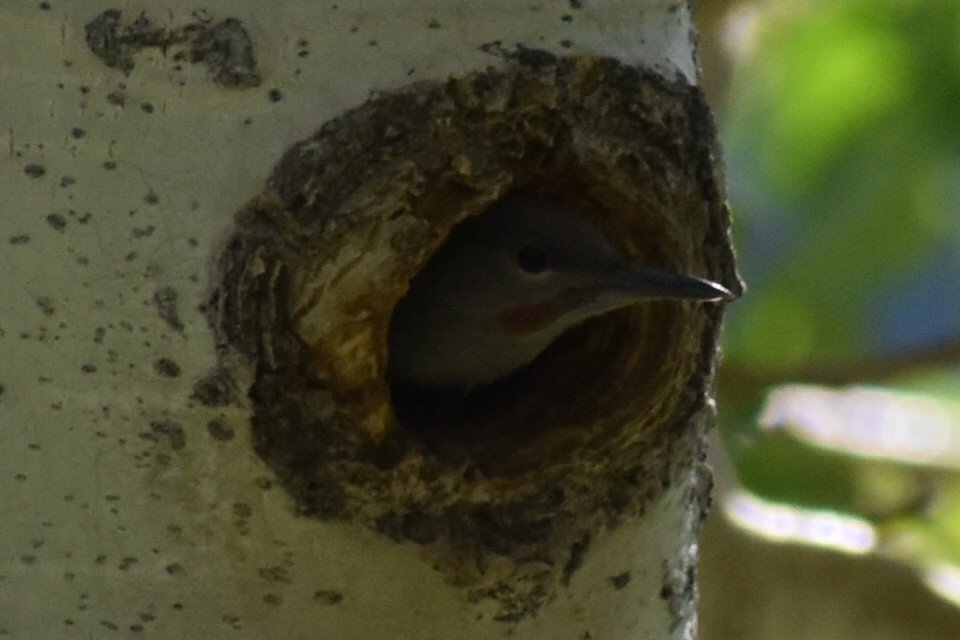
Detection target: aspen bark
<box><xmin>0</xmin><ymin>2</ymin><xmax>738</xmax><ymax>638</ymax></box>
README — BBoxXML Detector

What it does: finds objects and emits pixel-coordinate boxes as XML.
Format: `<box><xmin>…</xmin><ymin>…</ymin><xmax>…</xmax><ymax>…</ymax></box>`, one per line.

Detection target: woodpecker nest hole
<box><xmin>211</xmin><ymin>50</ymin><xmax>739</xmax><ymax>614</ymax></box>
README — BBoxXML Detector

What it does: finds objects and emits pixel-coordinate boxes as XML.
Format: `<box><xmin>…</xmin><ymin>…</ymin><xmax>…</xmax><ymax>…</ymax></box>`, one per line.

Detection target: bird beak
<box><xmin>608</xmin><ymin>263</ymin><xmax>734</xmax><ymax>301</ymax></box>
<box><xmin>569</xmin><ymin>263</ymin><xmax>734</xmax><ymax>311</ymax></box>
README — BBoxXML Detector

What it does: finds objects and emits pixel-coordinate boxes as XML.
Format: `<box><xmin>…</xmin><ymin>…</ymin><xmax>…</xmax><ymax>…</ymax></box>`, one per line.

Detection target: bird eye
<box><xmin>516</xmin><ymin>245</ymin><xmax>551</xmax><ymax>274</ymax></box>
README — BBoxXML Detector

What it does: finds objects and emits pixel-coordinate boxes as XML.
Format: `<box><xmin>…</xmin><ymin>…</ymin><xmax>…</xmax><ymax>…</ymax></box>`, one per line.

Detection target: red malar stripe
<box><xmin>497</xmin><ymin>301</ymin><xmax>559</xmax><ymax>335</ymax></box>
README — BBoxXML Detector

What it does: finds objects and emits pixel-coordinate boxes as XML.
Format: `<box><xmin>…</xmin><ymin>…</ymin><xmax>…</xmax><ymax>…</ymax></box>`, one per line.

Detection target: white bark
<box><xmin>0</xmin><ymin>1</ymin><xmax>715</xmax><ymax>638</ymax></box>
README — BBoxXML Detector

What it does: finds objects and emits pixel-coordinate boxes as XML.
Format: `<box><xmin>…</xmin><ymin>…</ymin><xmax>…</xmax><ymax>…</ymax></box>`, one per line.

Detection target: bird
<box><xmin>387</xmin><ymin>191</ymin><xmax>732</xmax><ymax>390</ymax></box>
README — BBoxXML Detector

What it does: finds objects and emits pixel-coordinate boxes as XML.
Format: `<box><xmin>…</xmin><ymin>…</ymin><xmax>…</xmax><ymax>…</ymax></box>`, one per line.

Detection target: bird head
<box><xmin>387</xmin><ymin>191</ymin><xmax>732</xmax><ymax>389</ymax></box>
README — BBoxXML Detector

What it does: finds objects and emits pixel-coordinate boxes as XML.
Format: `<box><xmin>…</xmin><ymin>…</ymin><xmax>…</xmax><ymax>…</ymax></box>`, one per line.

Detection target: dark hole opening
<box><xmin>384</xmin><ymin>189</ymin><xmax>686</xmax><ymax>473</ymax></box>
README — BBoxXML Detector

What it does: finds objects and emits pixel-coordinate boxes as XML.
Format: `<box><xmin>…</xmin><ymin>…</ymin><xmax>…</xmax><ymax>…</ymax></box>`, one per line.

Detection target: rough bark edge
<box><xmin>207</xmin><ymin>51</ymin><xmax>740</xmax><ymax>621</ymax></box>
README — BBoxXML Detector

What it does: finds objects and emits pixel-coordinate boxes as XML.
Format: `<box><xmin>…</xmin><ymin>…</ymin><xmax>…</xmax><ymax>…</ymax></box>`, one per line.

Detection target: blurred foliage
<box><xmin>718</xmin><ymin>0</ymin><xmax>960</xmax><ymax>375</ymax></box>
<box><xmin>707</xmin><ymin>0</ymin><xmax>960</xmax><ymax>617</ymax></box>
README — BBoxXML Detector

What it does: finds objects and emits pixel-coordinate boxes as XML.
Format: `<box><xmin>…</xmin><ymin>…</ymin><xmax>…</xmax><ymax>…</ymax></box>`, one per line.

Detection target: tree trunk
<box><xmin>0</xmin><ymin>2</ymin><xmax>738</xmax><ymax>638</ymax></box>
